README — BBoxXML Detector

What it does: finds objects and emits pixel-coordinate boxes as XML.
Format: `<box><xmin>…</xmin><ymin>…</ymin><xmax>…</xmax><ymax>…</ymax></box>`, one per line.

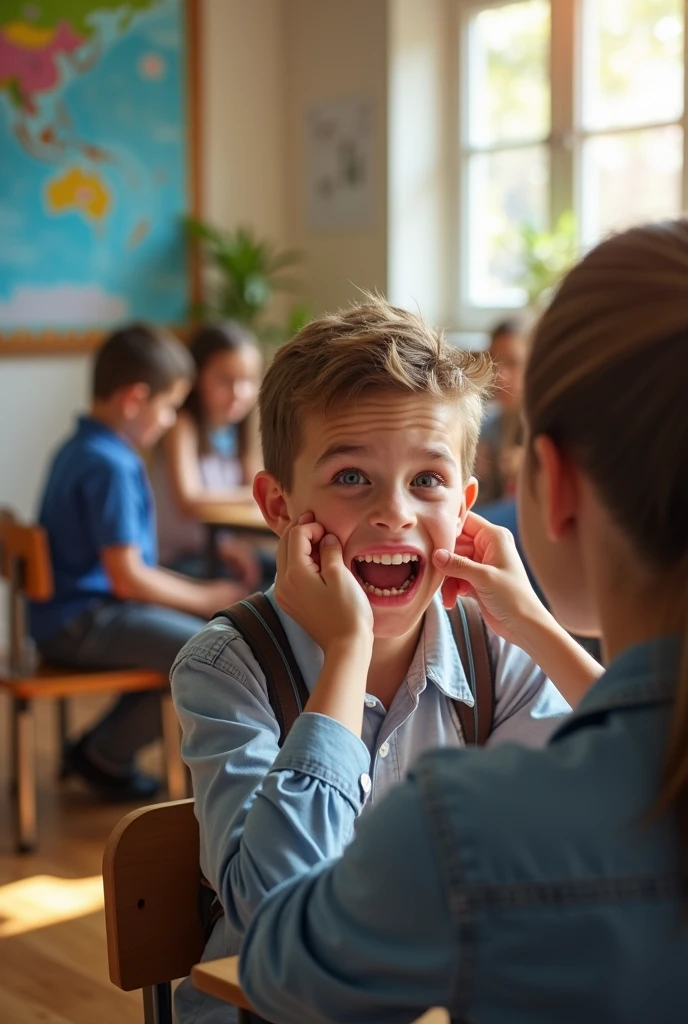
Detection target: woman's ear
<box><xmin>533</xmin><ymin>435</ymin><xmax>578</xmax><ymax>542</ymax></box>
<box><xmin>457</xmin><ymin>476</ymin><xmax>479</xmax><ymax>533</ymax></box>
<box><xmin>253</xmin><ymin>471</ymin><xmax>290</xmax><ymax>536</ymax></box>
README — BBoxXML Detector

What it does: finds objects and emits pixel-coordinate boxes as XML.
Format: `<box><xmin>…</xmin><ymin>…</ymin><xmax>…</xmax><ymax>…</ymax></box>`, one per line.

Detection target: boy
<box><xmin>31</xmin><ymin>323</ymin><xmax>244</xmax><ymax>801</ymax></box>
<box><xmin>171</xmin><ymin>298</ymin><xmax>579</xmax><ymax>1024</ymax></box>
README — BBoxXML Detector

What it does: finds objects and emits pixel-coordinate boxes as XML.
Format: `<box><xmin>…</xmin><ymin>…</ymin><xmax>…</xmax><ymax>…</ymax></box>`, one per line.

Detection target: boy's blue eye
<box><xmin>334</xmin><ymin>469</ymin><xmax>370</xmax><ymax>486</ymax></box>
<box><xmin>412</xmin><ymin>472</ymin><xmax>442</xmax><ymax>488</ymax></box>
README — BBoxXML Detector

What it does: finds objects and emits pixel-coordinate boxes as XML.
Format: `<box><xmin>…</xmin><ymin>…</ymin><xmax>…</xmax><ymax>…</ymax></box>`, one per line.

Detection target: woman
<box><xmin>237</xmin><ymin>220</ymin><xmax>688</xmax><ymax>1022</ymax></box>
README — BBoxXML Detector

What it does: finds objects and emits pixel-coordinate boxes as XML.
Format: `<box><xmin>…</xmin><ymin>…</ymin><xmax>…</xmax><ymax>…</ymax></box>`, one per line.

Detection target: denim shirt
<box><xmin>172</xmin><ymin>588</ymin><xmax>570</xmax><ymax>1024</ymax></box>
<box><xmin>239</xmin><ymin>636</ymin><xmax>685</xmax><ymax>1024</ymax></box>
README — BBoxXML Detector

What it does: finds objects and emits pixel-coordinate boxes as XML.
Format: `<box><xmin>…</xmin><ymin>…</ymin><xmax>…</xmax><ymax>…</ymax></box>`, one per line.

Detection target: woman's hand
<box><xmin>275</xmin><ymin>513</ymin><xmax>374</xmax><ymax>655</ymax></box>
<box><xmin>434</xmin><ymin>511</ymin><xmax>547</xmax><ymax>648</ymax></box>
<box><xmin>434</xmin><ymin>512</ymin><xmax>603</xmax><ymax>706</ymax></box>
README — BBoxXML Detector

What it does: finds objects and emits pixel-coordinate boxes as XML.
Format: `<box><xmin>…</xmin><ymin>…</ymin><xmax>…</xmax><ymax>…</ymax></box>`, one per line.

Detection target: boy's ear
<box><xmin>253</xmin><ymin>471</ymin><xmax>290</xmax><ymax>536</ymax></box>
<box><xmin>120</xmin><ymin>382</ymin><xmax>150</xmax><ymax>420</ymax></box>
<box><xmin>456</xmin><ymin>476</ymin><xmax>479</xmax><ymax>534</ymax></box>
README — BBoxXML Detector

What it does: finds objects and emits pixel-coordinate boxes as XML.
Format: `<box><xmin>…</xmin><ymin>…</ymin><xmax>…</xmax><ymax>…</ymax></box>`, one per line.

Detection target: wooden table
<box><xmin>192</xmin><ymin>956</ymin><xmax>449</xmax><ymax>1024</ymax></box>
<box><xmin>197</xmin><ymin>501</ymin><xmax>274</xmax><ymax>578</ymax></box>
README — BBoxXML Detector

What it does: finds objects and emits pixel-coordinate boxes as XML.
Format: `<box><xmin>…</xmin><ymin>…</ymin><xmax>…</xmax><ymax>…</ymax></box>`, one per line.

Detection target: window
<box><xmin>458</xmin><ymin>0</ymin><xmax>687</xmax><ymax>321</ymax></box>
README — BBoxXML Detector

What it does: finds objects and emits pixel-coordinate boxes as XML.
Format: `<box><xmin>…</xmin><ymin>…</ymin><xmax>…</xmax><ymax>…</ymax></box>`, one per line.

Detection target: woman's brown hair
<box><xmin>524</xmin><ymin>219</ymin><xmax>688</xmax><ymax>854</ymax></box>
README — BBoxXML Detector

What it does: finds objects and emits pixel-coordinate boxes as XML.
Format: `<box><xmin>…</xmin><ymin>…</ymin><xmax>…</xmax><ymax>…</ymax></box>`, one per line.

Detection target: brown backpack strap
<box><xmin>213</xmin><ymin>592</ymin><xmax>309</xmax><ymax>745</ymax></box>
<box><xmin>447</xmin><ymin>597</ymin><xmax>495</xmax><ymax>746</ymax></box>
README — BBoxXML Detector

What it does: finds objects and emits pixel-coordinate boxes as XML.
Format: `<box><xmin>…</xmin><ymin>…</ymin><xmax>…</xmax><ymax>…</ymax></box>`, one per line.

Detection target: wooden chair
<box><xmin>104</xmin><ymin>800</ymin><xmax>448</xmax><ymax>1024</ymax></box>
<box><xmin>103</xmin><ymin>799</ymin><xmax>259</xmax><ymax>1023</ymax></box>
<box><xmin>0</xmin><ymin>509</ymin><xmax>187</xmax><ymax>852</ymax></box>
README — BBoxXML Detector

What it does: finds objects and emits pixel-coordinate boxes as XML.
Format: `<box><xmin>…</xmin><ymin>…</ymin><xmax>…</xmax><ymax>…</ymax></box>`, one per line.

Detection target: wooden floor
<box><xmin>0</xmin><ymin>692</ymin><xmax>164</xmax><ymax>1023</ymax></box>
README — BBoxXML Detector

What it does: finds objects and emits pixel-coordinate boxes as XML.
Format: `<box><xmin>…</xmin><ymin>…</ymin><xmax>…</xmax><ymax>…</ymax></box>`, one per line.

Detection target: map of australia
<box><xmin>0</xmin><ymin>0</ymin><xmax>191</xmax><ymax>333</ymax></box>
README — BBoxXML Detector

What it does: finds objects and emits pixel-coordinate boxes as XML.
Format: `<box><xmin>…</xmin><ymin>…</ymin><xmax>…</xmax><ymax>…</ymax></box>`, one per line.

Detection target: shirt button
<box><xmin>365</xmin><ymin>698</ymin><xmax>377</xmax><ymax>708</ymax></box>
<box><xmin>360</xmin><ymin>773</ymin><xmax>372</xmax><ymax>797</ymax></box>
<box><xmin>379</xmin><ymin>742</ymin><xmax>390</xmax><ymax>758</ymax></box>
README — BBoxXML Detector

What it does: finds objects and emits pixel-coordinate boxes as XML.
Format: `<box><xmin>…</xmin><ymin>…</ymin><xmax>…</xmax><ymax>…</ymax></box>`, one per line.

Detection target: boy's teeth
<box><xmin>360</xmin><ymin>578</ymin><xmax>414</xmax><ymax>597</ymax></box>
<box><xmin>355</xmin><ymin>553</ymin><xmax>419</xmax><ymax>563</ymax></box>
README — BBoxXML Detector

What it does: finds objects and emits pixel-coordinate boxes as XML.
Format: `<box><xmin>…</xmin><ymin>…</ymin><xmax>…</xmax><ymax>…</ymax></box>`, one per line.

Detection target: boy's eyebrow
<box><xmin>410</xmin><ymin>445</ymin><xmax>458</xmax><ymax>468</ymax></box>
<box><xmin>314</xmin><ymin>444</ymin><xmax>372</xmax><ymax>469</ymax></box>
<box><xmin>314</xmin><ymin>443</ymin><xmax>458</xmax><ymax>469</ymax></box>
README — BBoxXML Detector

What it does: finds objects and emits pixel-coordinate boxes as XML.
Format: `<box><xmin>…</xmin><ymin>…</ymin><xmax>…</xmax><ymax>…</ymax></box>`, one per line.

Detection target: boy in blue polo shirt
<box><xmin>31</xmin><ymin>323</ymin><xmax>244</xmax><ymax>801</ymax></box>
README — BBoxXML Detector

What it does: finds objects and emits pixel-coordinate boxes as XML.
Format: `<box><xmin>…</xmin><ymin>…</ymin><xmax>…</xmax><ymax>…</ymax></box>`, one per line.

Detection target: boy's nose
<box><xmin>369</xmin><ymin>492</ymin><xmax>416</xmax><ymax>532</ymax></box>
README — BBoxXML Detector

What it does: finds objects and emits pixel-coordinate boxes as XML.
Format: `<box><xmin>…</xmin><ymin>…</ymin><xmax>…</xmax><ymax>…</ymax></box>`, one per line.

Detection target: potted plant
<box><xmin>185</xmin><ymin>217</ymin><xmax>311</xmax><ymax>344</ymax></box>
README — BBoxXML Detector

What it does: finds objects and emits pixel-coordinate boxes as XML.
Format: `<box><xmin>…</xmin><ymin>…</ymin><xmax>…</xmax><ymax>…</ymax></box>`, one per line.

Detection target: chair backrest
<box><xmin>103</xmin><ymin>798</ymin><xmax>206</xmax><ymax>991</ymax></box>
<box><xmin>0</xmin><ymin>508</ymin><xmax>53</xmax><ymax>600</ymax></box>
<box><xmin>0</xmin><ymin>509</ymin><xmax>53</xmax><ymax>672</ymax></box>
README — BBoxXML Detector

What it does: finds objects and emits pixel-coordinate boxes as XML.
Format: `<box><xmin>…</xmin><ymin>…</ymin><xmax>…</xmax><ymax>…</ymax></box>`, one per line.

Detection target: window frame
<box><xmin>455</xmin><ymin>0</ymin><xmax>688</xmax><ymax>331</ymax></box>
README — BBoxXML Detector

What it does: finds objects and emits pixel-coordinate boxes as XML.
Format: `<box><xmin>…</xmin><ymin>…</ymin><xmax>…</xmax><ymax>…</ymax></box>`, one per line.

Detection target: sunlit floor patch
<box><xmin>0</xmin><ymin>874</ymin><xmax>103</xmax><ymax>937</ymax></box>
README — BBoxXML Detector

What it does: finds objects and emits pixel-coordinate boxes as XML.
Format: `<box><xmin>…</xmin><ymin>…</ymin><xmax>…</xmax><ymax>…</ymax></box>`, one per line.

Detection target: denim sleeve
<box><xmin>487</xmin><ymin>629</ymin><xmax>571</xmax><ymax>749</ymax></box>
<box><xmin>240</xmin><ymin>775</ymin><xmax>458</xmax><ymax>1024</ymax></box>
<box><xmin>171</xmin><ymin>628</ymin><xmax>371</xmax><ymax>935</ymax></box>
<box><xmin>80</xmin><ymin>457</ymin><xmax>141</xmax><ymax>551</ymax></box>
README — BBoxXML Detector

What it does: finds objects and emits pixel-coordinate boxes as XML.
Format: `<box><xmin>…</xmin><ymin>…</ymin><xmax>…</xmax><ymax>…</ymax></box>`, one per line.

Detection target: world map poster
<box><xmin>0</xmin><ymin>0</ymin><xmax>197</xmax><ymax>351</ymax></box>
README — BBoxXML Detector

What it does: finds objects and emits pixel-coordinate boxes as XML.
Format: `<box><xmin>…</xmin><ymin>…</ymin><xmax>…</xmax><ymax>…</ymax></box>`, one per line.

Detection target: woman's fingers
<box><xmin>433</xmin><ymin>547</ymin><xmax>492</xmax><ymax>585</ymax></box>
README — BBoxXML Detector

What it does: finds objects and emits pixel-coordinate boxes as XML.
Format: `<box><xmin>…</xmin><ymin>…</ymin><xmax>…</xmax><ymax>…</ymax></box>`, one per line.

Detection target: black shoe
<box><xmin>62</xmin><ymin>739</ymin><xmax>160</xmax><ymax>802</ymax></box>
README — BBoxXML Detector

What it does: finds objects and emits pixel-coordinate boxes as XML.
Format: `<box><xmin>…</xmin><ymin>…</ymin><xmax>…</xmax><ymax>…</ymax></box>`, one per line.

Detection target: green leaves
<box><xmin>516</xmin><ymin>210</ymin><xmax>578</xmax><ymax>308</ymax></box>
<box><xmin>185</xmin><ymin>217</ymin><xmax>308</xmax><ymax>342</ymax></box>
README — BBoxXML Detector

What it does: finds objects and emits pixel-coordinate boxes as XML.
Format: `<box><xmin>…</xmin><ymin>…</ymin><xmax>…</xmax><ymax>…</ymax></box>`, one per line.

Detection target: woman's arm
<box><xmin>434</xmin><ymin>512</ymin><xmax>602</xmax><ymax>707</ymax></box>
<box><xmin>162</xmin><ymin>412</ymin><xmax>254</xmax><ymax>519</ymax></box>
<box><xmin>239</xmin><ymin>771</ymin><xmax>457</xmax><ymax>1024</ymax></box>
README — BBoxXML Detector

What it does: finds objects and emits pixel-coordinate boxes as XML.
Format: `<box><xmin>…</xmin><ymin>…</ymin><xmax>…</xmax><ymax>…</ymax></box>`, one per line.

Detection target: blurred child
<box><xmin>31</xmin><ymin>323</ymin><xmax>245</xmax><ymax>801</ymax></box>
<box><xmin>475</xmin><ymin>318</ymin><xmax>528</xmax><ymax>504</ymax></box>
<box><xmin>153</xmin><ymin>321</ymin><xmax>269</xmax><ymax>587</ymax></box>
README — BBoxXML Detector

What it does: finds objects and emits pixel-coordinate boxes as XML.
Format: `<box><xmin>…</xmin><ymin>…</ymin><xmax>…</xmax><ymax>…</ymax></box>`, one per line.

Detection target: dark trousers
<box><xmin>39</xmin><ymin>600</ymin><xmax>204</xmax><ymax>770</ymax></box>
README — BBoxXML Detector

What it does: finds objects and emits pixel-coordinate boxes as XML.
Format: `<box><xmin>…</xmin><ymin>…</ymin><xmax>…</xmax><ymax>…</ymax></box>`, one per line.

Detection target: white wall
<box><xmin>388</xmin><ymin>0</ymin><xmax>456</xmax><ymax>326</ymax></box>
<box><xmin>284</xmin><ymin>0</ymin><xmax>389</xmax><ymax>314</ymax></box>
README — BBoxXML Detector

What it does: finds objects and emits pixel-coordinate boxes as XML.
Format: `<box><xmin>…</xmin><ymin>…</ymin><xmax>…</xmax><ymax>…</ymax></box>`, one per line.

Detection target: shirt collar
<box><xmin>576</xmin><ymin>635</ymin><xmax>680</xmax><ymax>715</ymax></box>
<box><xmin>266</xmin><ymin>585</ymin><xmax>324</xmax><ymax>694</ymax></box>
<box><xmin>553</xmin><ymin>634</ymin><xmax>680</xmax><ymax>741</ymax></box>
<box><xmin>408</xmin><ymin>594</ymin><xmax>474</xmax><ymax>705</ymax></box>
<box><xmin>78</xmin><ymin>415</ymin><xmax>133</xmax><ymax>449</ymax></box>
<box><xmin>266</xmin><ymin>587</ymin><xmax>474</xmax><ymax>705</ymax></box>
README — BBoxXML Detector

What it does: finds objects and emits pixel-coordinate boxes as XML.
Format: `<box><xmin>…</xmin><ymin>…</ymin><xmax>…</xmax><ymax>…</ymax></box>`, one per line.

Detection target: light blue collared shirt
<box><xmin>172</xmin><ymin>588</ymin><xmax>569</xmax><ymax>1024</ymax></box>
<box><xmin>239</xmin><ymin>637</ymin><xmax>686</xmax><ymax>1024</ymax></box>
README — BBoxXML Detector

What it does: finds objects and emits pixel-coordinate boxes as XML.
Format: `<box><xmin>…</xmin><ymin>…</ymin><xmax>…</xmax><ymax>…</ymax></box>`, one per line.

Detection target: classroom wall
<box><xmin>283</xmin><ymin>0</ymin><xmax>390</xmax><ymax>314</ymax></box>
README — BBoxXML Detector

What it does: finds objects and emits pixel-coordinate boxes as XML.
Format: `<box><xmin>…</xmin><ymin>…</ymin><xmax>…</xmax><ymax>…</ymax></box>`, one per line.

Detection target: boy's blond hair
<box><xmin>260</xmin><ymin>295</ymin><xmax>494</xmax><ymax>490</ymax></box>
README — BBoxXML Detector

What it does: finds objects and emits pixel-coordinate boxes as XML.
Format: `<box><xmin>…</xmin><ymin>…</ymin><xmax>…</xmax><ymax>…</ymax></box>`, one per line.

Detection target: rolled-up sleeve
<box><xmin>240</xmin><ymin>774</ymin><xmax>457</xmax><ymax>1024</ymax></box>
<box><xmin>171</xmin><ymin>629</ymin><xmax>370</xmax><ymax>935</ymax></box>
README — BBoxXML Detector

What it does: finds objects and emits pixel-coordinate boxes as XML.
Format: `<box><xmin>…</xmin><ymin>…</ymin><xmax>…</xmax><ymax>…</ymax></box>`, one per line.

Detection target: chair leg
<box><xmin>161</xmin><ymin>693</ymin><xmax>187</xmax><ymax>800</ymax></box>
<box><xmin>142</xmin><ymin>982</ymin><xmax>173</xmax><ymax>1024</ymax></box>
<box><xmin>9</xmin><ymin>694</ymin><xmax>18</xmax><ymax>794</ymax></box>
<box><xmin>57</xmin><ymin>698</ymin><xmax>70</xmax><ymax>778</ymax></box>
<box><xmin>13</xmin><ymin>697</ymin><xmax>37</xmax><ymax>854</ymax></box>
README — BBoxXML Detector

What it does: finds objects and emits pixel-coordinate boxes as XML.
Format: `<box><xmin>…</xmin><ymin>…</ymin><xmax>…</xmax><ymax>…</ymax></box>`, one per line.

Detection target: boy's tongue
<box><xmin>356</xmin><ymin>561</ymin><xmax>412</xmax><ymax>589</ymax></box>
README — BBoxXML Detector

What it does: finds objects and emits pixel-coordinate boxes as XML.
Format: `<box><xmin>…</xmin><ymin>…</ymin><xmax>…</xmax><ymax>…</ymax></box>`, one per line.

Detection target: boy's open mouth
<box><xmin>352</xmin><ymin>552</ymin><xmax>423</xmax><ymax>600</ymax></box>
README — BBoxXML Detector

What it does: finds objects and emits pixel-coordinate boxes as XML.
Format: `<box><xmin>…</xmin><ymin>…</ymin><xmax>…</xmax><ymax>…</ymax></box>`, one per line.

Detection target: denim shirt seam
<box><xmin>416</xmin><ymin>760</ymin><xmax>477</xmax><ymax>1021</ymax></box>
